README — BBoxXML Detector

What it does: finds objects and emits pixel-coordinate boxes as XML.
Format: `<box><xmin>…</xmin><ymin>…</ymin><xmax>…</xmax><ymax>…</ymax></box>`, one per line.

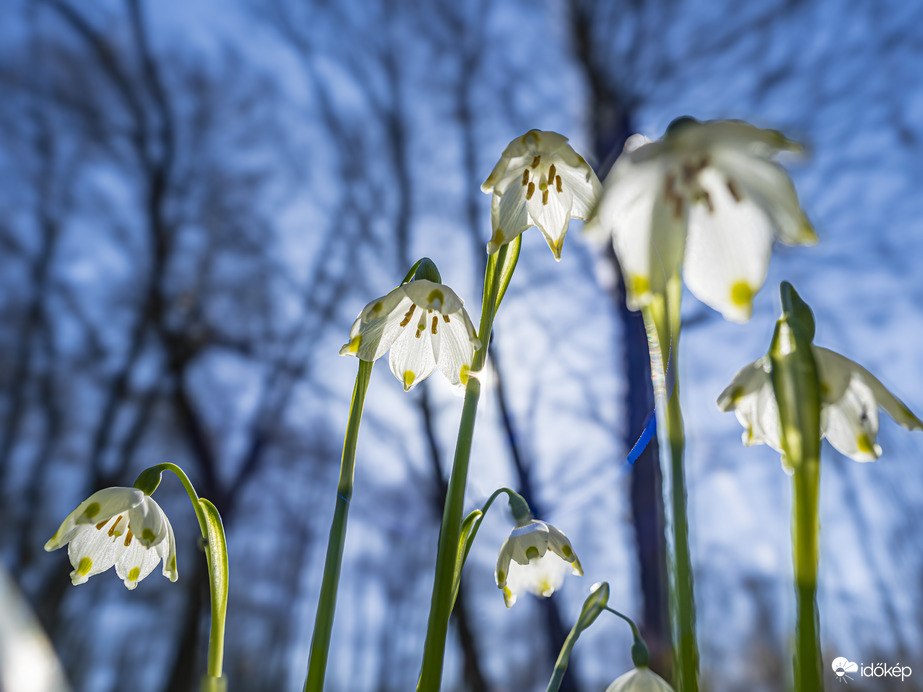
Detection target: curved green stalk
<box><xmin>547</xmin><ymin>582</ymin><xmax>610</xmax><ymax>692</ymax></box>
<box><xmin>133</xmin><ymin>462</ymin><xmax>229</xmax><ymax>689</ymax></box>
<box><xmin>418</xmin><ymin>238</ymin><xmax>521</xmax><ymax>690</ymax></box>
<box><xmin>303</xmin><ymin>359</ymin><xmax>374</xmax><ymax>692</ymax></box>
<box><xmin>641</xmin><ymin>274</ymin><xmax>698</xmax><ymax>692</ymax></box>
<box><xmin>451</xmin><ymin>487</ymin><xmax>531</xmax><ymax>606</ymax></box>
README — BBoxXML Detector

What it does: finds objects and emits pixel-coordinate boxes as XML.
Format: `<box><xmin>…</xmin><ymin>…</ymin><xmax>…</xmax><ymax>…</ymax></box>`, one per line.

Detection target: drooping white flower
<box><xmin>495</xmin><ymin>519</ymin><xmax>582</xmax><ymax>608</ymax></box>
<box><xmin>339</xmin><ymin>279</ymin><xmax>480</xmax><ymax>391</ymax></box>
<box><xmin>585</xmin><ymin>118</ymin><xmax>817</xmax><ymax>322</ymax></box>
<box><xmin>718</xmin><ymin>346</ymin><xmax>922</xmax><ymax>465</ymax></box>
<box><xmin>44</xmin><ymin>487</ymin><xmax>177</xmax><ymax>590</ymax></box>
<box><xmin>482</xmin><ymin>129</ymin><xmax>601</xmax><ymax>260</ymax></box>
<box><xmin>605</xmin><ymin>666</ymin><xmax>675</xmax><ymax>692</ymax></box>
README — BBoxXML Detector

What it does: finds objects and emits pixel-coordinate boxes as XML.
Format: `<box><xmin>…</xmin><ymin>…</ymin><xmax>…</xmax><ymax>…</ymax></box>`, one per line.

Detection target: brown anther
<box><xmin>431</xmin><ymin>316</ymin><xmax>438</xmax><ymax>334</ymax></box>
<box><xmin>542</xmin><ymin>189</ymin><xmax>549</xmax><ymax>205</ymax></box>
<box><xmin>555</xmin><ymin>175</ymin><xmax>563</xmax><ymax>193</ymax></box>
<box><xmin>124</xmin><ymin>529</ymin><xmax>133</xmax><ymax>547</ymax></box>
<box><xmin>531</xmin><ymin>155</ymin><xmax>541</xmax><ymax>168</ymax></box>
<box><xmin>702</xmin><ymin>191</ymin><xmax>714</xmax><ymax>213</ymax></box>
<box><xmin>526</xmin><ymin>181</ymin><xmax>535</xmax><ymax>200</ymax></box>
<box><xmin>664</xmin><ymin>172</ymin><xmax>676</xmax><ymax>197</ymax></box>
<box><xmin>548</xmin><ymin>164</ymin><xmax>556</xmax><ymax>181</ymax></box>
<box><xmin>442</xmin><ymin>314</ymin><xmax>450</xmax><ymax>323</ymax></box>
<box><xmin>96</xmin><ymin>520</ymin><xmax>108</xmax><ymax>530</ymax></box>
<box><xmin>726</xmin><ymin>179</ymin><xmax>742</xmax><ymax>203</ymax></box>
<box><xmin>522</xmin><ymin>170</ymin><xmax>529</xmax><ymax>186</ymax></box>
<box><xmin>399</xmin><ymin>304</ymin><xmax>416</xmax><ymax>327</ymax></box>
<box><xmin>107</xmin><ymin>515</ymin><xmax>123</xmax><ymax>536</ymax></box>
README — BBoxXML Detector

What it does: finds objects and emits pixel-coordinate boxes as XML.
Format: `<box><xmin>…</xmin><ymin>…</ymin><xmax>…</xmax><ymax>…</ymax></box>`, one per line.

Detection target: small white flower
<box><xmin>605</xmin><ymin>666</ymin><xmax>675</xmax><ymax>692</ymax></box>
<box><xmin>482</xmin><ymin>129</ymin><xmax>601</xmax><ymax>260</ymax></box>
<box><xmin>585</xmin><ymin>118</ymin><xmax>817</xmax><ymax>322</ymax></box>
<box><xmin>44</xmin><ymin>487</ymin><xmax>178</xmax><ymax>590</ymax></box>
<box><xmin>339</xmin><ymin>279</ymin><xmax>480</xmax><ymax>391</ymax></box>
<box><xmin>495</xmin><ymin>520</ymin><xmax>582</xmax><ymax>608</ymax></box>
<box><xmin>718</xmin><ymin>347</ymin><xmax>922</xmax><ymax>465</ymax></box>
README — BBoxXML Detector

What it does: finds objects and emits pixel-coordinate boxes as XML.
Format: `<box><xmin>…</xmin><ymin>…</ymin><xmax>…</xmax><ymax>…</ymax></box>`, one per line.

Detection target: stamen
<box><xmin>442</xmin><ymin>314</ymin><xmax>450</xmax><ymax>323</ymax></box>
<box><xmin>124</xmin><ymin>529</ymin><xmax>133</xmax><ymax>547</ymax></box>
<box><xmin>521</xmin><ymin>169</ymin><xmax>529</xmax><ymax>186</ymax></box>
<box><xmin>702</xmin><ymin>190</ymin><xmax>714</xmax><ymax>213</ymax></box>
<box><xmin>548</xmin><ymin>163</ymin><xmax>556</xmax><ymax>181</ymax></box>
<box><xmin>664</xmin><ymin>172</ymin><xmax>676</xmax><ymax>197</ymax></box>
<box><xmin>107</xmin><ymin>515</ymin><xmax>123</xmax><ymax>536</ymax></box>
<box><xmin>726</xmin><ymin>179</ymin><xmax>742</xmax><ymax>203</ymax></box>
<box><xmin>542</xmin><ymin>189</ymin><xmax>549</xmax><ymax>205</ymax></box>
<box><xmin>399</xmin><ymin>304</ymin><xmax>416</xmax><ymax>327</ymax></box>
<box><xmin>96</xmin><ymin>520</ymin><xmax>108</xmax><ymax>530</ymax></box>
<box><xmin>526</xmin><ymin>182</ymin><xmax>535</xmax><ymax>200</ymax></box>
<box><xmin>555</xmin><ymin>175</ymin><xmax>563</xmax><ymax>193</ymax></box>
<box><xmin>431</xmin><ymin>316</ymin><xmax>438</xmax><ymax>334</ymax></box>
<box><xmin>530</xmin><ymin>155</ymin><xmax>541</xmax><ymax>168</ymax></box>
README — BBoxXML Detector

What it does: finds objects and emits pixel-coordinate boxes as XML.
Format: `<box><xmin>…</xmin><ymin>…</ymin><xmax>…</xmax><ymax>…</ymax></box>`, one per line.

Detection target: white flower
<box><xmin>495</xmin><ymin>520</ymin><xmax>582</xmax><ymax>608</ymax></box>
<box><xmin>482</xmin><ymin>129</ymin><xmax>601</xmax><ymax>260</ymax></box>
<box><xmin>339</xmin><ymin>279</ymin><xmax>480</xmax><ymax>391</ymax></box>
<box><xmin>44</xmin><ymin>487</ymin><xmax>178</xmax><ymax>590</ymax></box>
<box><xmin>718</xmin><ymin>346</ymin><xmax>922</xmax><ymax>465</ymax></box>
<box><xmin>585</xmin><ymin>118</ymin><xmax>817</xmax><ymax>322</ymax></box>
<box><xmin>605</xmin><ymin>667</ymin><xmax>675</xmax><ymax>692</ymax></box>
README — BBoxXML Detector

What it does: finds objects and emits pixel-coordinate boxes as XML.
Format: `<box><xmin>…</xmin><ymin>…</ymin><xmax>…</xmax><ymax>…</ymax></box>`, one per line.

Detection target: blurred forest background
<box><xmin>2</xmin><ymin>0</ymin><xmax>923</xmax><ymax>690</ymax></box>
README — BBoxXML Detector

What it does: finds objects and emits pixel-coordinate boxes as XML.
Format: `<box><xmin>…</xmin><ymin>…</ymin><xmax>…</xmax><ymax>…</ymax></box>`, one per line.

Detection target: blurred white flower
<box><xmin>482</xmin><ymin>129</ymin><xmax>601</xmax><ymax>260</ymax></box>
<box><xmin>495</xmin><ymin>520</ymin><xmax>582</xmax><ymax>608</ymax></box>
<box><xmin>0</xmin><ymin>565</ymin><xmax>72</xmax><ymax>692</ymax></box>
<box><xmin>339</xmin><ymin>279</ymin><xmax>479</xmax><ymax>391</ymax></box>
<box><xmin>585</xmin><ymin>117</ymin><xmax>817</xmax><ymax>322</ymax></box>
<box><xmin>605</xmin><ymin>666</ymin><xmax>674</xmax><ymax>692</ymax></box>
<box><xmin>718</xmin><ymin>346</ymin><xmax>922</xmax><ymax>464</ymax></box>
<box><xmin>45</xmin><ymin>487</ymin><xmax>177</xmax><ymax>590</ymax></box>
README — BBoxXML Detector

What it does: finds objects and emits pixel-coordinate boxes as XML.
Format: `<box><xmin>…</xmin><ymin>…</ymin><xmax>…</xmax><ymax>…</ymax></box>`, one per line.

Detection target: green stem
<box><xmin>303</xmin><ymin>359</ymin><xmax>374</xmax><ymax>692</ymax></box>
<box><xmin>134</xmin><ymin>463</ymin><xmax>228</xmax><ymax>687</ymax></box>
<box><xmin>418</xmin><ymin>244</ymin><xmax>514</xmax><ymax>691</ymax></box>
<box><xmin>792</xmin><ymin>454</ymin><xmax>822</xmax><ymax>690</ymax></box>
<box><xmin>641</xmin><ymin>276</ymin><xmax>698</xmax><ymax>692</ymax></box>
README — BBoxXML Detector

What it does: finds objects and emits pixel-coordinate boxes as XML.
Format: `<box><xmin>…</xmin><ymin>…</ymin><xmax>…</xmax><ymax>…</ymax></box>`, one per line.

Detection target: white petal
<box><xmin>506</xmin><ymin>551</ymin><xmax>572</xmax><ymax>599</ymax></box>
<box><xmin>506</xmin><ymin>521</ymin><xmax>550</xmax><ymax>565</ymax></box>
<box><xmin>128</xmin><ymin>496</ymin><xmax>168</xmax><ymax>548</ymax></box>
<box><xmin>388</xmin><ymin>324</ymin><xmax>437</xmax><ymax>391</ymax></box>
<box><xmin>556</xmin><ymin>156</ymin><xmax>601</xmax><ymax>219</ymax></box>
<box><xmin>345</xmin><ymin>295</ymin><xmax>415</xmax><ymax>362</ymax></box>
<box><xmin>545</xmin><ymin>523</ymin><xmax>580</xmax><ymax>572</ymax></box>
<box><xmin>815</xmin><ymin>347</ymin><xmax>923</xmax><ymax>432</ymax></box>
<box><xmin>605</xmin><ymin>667</ymin><xmax>675</xmax><ymax>692</ymax></box>
<box><xmin>711</xmin><ymin>147</ymin><xmax>816</xmax><ymax>246</ymax></box>
<box><xmin>340</xmin><ymin>288</ymin><xmax>409</xmax><ymax>360</ymax></box>
<box><xmin>683</xmin><ymin>167</ymin><xmax>774</xmax><ymax>322</ymax></box>
<box><xmin>158</xmin><ymin>511</ymin><xmax>178</xmax><ymax>581</ymax></box>
<box><xmin>66</xmin><ymin>517</ymin><xmax>128</xmax><ymax>585</ymax></box>
<box><xmin>822</xmin><ymin>375</ymin><xmax>881</xmax><ymax>461</ymax></box>
<box><xmin>528</xmin><ymin>179</ymin><xmax>573</xmax><ymax>260</ymax></box>
<box><xmin>598</xmin><ymin>158</ymin><xmax>684</xmax><ymax>309</ymax></box>
<box><xmin>434</xmin><ymin>310</ymin><xmax>477</xmax><ymax>388</ymax></box>
<box><xmin>45</xmin><ymin>487</ymin><xmax>144</xmax><ymax>551</ymax></box>
<box><xmin>489</xmin><ymin>185</ymin><xmax>530</xmax><ymax>253</ymax></box>
<box><xmin>115</xmin><ymin>537</ymin><xmax>164</xmax><ymax>590</ymax></box>
<box><xmin>402</xmin><ymin>280</ymin><xmax>464</xmax><ymax>314</ymax></box>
